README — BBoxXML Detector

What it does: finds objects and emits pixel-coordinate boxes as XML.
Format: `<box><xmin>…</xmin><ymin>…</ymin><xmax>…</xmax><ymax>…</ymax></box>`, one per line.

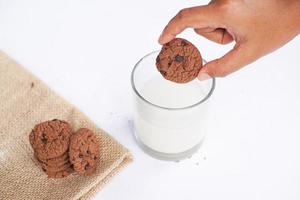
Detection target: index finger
<box><xmin>159</xmin><ymin>5</ymin><xmax>219</xmax><ymax>44</ymax></box>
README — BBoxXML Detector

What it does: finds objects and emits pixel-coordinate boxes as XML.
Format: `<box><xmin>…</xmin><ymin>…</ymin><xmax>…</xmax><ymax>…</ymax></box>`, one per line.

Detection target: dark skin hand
<box><xmin>159</xmin><ymin>0</ymin><xmax>300</xmax><ymax>80</ymax></box>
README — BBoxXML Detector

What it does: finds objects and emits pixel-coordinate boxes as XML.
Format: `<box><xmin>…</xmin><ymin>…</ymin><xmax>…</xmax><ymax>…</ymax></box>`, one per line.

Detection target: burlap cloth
<box><xmin>0</xmin><ymin>52</ymin><xmax>133</xmax><ymax>199</ymax></box>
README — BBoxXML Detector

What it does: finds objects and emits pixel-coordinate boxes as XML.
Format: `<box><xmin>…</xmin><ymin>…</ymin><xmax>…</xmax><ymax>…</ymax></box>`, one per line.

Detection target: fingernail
<box><xmin>198</xmin><ymin>73</ymin><xmax>211</xmax><ymax>81</ymax></box>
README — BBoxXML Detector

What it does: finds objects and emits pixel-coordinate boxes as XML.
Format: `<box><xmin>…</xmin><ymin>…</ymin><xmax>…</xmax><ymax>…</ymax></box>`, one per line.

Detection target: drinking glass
<box><xmin>131</xmin><ymin>51</ymin><xmax>215</xmax><ymax>161</ymax></box>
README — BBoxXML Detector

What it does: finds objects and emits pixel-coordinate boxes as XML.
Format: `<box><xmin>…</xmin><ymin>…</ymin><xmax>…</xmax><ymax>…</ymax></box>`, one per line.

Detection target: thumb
<box><xmin>198</xmin><ymin>43</ymin><xmax>256</xmax><ymax>79</ymax></box>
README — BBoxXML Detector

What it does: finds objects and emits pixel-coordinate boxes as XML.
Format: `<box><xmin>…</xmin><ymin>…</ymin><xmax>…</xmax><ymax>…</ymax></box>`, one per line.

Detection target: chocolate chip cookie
<box><xmin>69</xmin><ymin>128</ymin><xmax>99</xmax><ymax>176</ymax></box>
<box><xmin>29</xmin><ymin>119</ymin><xmax>72</xmax><ymax>159</ymax></box>
<box><xmin>35</xmin><ymin>152</ymin><xmax>69</xmax><ymax>167</ymax></box>
<box><xmin>40</xmin><ymin>161</ymin><xmax>71</xmax><ymax>172</ymax></box>
<box><xmin>46</xmin><ymin>167</ymin><xmax>73</xmax><ymax>179</ymax></box>
<box><xmin>156</xmin><ymin>38</ymin><xmax>203</xmax><ymax>83</ymax></box>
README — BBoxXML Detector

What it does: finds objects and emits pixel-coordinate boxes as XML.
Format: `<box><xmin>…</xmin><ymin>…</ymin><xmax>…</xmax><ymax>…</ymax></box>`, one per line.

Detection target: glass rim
<box><xmin>131</xmin><ymin>50</ymin><xmax>216</xmax><ymax>111</ymax></box>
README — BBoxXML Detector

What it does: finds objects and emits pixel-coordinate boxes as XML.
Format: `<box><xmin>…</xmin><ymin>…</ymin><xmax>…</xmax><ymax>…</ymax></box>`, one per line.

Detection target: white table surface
<box><xmin>1</xmin><ymin>1</ymin><xmax>300</xmax><ymax>200</ymax></box>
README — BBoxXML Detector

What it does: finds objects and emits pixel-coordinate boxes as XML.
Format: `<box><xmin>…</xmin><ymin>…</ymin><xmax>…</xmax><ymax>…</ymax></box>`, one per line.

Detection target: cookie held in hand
<box><xmin>156</xmin><ymin>38</ymin><xmax>203</xmax><ymax>83</ymax></box>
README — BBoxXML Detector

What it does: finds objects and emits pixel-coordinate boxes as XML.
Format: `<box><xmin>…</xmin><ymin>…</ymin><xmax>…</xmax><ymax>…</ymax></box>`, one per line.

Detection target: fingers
<box><xmin>159</xmin><ymin>5</ymin><xmax>220</xmax><ymax>44</ymax></box>
<box><xmin>198</xmin><ymin>43</ymin><xmax>257</xmax><ymax>78</ymax></box>
<box><xmin>194</xmin><ymin>28</ymin><xmax>234</xmax><ymax>44</ymax></box>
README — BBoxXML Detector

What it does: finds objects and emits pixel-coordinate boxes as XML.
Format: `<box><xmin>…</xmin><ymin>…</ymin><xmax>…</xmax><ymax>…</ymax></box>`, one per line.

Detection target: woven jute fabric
<box><xmin>0</xmin><ymin>52</ymin><xmax>132</xmax><ymax>200</ymax></box>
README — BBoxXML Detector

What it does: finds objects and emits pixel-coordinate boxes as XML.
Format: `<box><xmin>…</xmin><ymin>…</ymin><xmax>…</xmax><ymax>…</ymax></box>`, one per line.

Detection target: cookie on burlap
<box><xmin>69</xmin><ymin>128</ymin><xmax>99</xmax><ymax>176</ymax></box>
<box><xmin>40</xmin><ymin>161</ymin><xmax>72</xmax><ymax>173</ymax></box>
<box><xmin>35</xmin><ymin>152</ymin><xmax>69</xmax><ymax>167</ymax></box>
<box><xmin>45</xmin><ymin>167</ymin><xmax>73</xmax><ymax>179</ymax></box>
<box><xmin>29</xmin><ymin>119</ymin><xmax>72</xmax><ymax>160</ymax></box>
<box><xmin>156</xmin><ymin>38</ymin><xmax>203</xmax><ymax>83</ymax></box>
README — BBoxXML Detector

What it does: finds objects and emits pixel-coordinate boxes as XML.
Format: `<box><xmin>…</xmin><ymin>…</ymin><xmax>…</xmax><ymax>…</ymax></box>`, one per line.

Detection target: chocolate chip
<box><xmin>85</xmin><ymin>163</ymin><xmax>90</xmax><ymax>170</ymax></box>
<box><xmin>41</xmin><ymin>138</ymin><xmax>47</xmax><ymax>144</ymax></box>
<box><xmin>175</xmin><ymin>55</ymin><xmax>184</xmax><ymax>62</ymax></box>
<box><xmin>31</xmin><ymin>82</ymin><xmax>34</xmax><ymax>88</ymax></box>
<box><xmin>41</xmin><ymin>133</ymin><xmax>47</xmax><ymax>144</ymax></box>
<box><xmin>52</xmin><ymin>119</ymin><xmax>58</xmax><ymax>121</ymax></box>
<box><xmin>79</xmin><ymin>154</ymin><xmax>83</xmax><ymax>158</ymax></box>
<box><xmin>156</xmin><ymin>56</ymin><xmax>160</xmax><ymax>63</ymax></box>
<box><xmin>181</xmin><ymin>41</ymin><xmax>187</xmax><ymax>46</ymax></box>
<box><xmin>87</xmin><ymin>150</ymin><xmax>91</xmax><ymax>154</ymax></box>
<box><xmin>159</xmin><ymin>70</ymin><xmax>167</xmax><ymax>76</ymax></box>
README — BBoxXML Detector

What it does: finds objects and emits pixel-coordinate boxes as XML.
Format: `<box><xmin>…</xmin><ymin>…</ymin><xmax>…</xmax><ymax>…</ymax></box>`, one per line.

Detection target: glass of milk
<box><xmin>131</xmin><ymin>51</ymin><xmax>215</xmax><ymax>161</ymax></box>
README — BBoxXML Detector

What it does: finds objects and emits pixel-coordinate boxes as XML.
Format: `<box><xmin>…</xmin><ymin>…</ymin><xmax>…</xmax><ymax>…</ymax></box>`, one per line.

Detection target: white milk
<box><xmin>134</xmin><ymin>76</ymin><xmax>211</xmax><ymax>154</ymax></box>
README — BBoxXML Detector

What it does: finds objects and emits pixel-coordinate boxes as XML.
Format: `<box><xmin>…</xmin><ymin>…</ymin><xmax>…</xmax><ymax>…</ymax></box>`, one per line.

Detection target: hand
<box><xmin>159</xmin><ymin>0</ymin><xmax>300</xmax><ymax>79</ymax></box>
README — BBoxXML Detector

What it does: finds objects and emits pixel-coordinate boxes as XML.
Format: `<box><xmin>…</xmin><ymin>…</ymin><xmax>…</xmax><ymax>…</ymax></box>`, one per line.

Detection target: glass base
<box><xmin>134</xmin><ymin>131</ymin><xmax>204</xmax><ymax>162</ymax></box>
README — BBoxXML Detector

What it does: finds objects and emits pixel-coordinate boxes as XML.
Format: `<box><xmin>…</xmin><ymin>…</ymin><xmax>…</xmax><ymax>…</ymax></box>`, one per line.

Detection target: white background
<box><xmin>0</xmin><ymin>0</ymin><xmax>300</xmax><ymax>200</ymax></box>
